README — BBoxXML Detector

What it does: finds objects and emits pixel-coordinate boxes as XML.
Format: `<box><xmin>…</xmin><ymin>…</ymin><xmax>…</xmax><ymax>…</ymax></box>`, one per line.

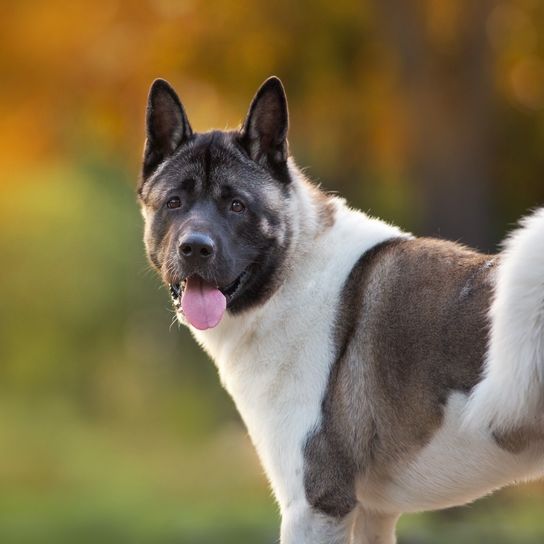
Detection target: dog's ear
<box><xmin>142</xmin><ymin>79</ymin><xmax>192</xmax><ymax>177</ymax></box>
<box><xmin>240</xmin><ymin>76</ymin><xmax>289</xmax><ymax>169</ymax></box>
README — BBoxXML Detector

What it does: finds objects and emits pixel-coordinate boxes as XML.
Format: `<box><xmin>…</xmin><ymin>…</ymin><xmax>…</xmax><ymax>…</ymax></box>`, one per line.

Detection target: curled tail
<box><xmin>464</xmin><ymin>208</ymin><xmax>544</xmax><ymax>432</ymax></box>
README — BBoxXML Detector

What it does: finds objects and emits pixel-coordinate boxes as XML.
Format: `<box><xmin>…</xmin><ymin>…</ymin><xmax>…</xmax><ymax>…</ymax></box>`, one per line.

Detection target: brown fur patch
<box><xmin>303</xmin><ymin>180</ymin><xmax>336</xmax><ymax>232</ymax></box>
<box><xmin>315</xmin><ymin>192</ymin><xmax>336</xmax><ymax>231</ymax></box>
<box><xmin>304</xmin><ymin>238</ymin><xmax>497</xmax><ymax>517</ymax></box>
<box><xmin>493</xmin><ymin>426</ymin><xmax>544</xmax><ymax>454</ymax></box>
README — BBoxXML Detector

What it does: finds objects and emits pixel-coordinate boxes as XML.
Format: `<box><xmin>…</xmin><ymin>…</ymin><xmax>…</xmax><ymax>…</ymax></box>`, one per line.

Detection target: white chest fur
<box><xmin>191</xmin><ymin>200</ymin><xmax>406</xmax><ymax>510</ymax></box>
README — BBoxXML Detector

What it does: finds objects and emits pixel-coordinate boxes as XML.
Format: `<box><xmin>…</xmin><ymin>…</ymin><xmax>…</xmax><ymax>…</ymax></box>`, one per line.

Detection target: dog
<box><xmin>137</xmin><ymin>76</ymin><xmax>544</xmax><ymax>544</ymax></box>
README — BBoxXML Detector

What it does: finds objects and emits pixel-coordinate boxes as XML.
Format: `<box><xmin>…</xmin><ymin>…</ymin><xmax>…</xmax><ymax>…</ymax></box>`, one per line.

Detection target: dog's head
<box><xmin>138</xmin><ymin>77</ymin><xmax>295</xmax><ymax>330</ymax></box>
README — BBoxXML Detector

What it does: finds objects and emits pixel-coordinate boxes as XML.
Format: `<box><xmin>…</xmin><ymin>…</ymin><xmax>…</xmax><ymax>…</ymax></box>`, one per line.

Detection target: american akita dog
<box><xmin>138</xmin><ymin>76</ymin><xmax>544</xmax><ymax>543</ymax></box>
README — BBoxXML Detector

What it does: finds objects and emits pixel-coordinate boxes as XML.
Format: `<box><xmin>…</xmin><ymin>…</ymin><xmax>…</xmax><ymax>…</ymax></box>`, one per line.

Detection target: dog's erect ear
<box><xmin>241</xmin><ymin>76</ymin><xmax>289</xmax><ymax>170</ymax></box>
<box><xmin>143</xmin><ymin>79</ymin><xmax>192</xmax><ymax>177</ymax></box>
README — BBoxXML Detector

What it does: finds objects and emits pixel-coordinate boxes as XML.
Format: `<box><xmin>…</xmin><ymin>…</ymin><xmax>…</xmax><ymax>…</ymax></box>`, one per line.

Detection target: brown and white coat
<box><xmin>139</xmin><ymin>77</ymin><xmax>544</xmax><ymax>544</ymax></box>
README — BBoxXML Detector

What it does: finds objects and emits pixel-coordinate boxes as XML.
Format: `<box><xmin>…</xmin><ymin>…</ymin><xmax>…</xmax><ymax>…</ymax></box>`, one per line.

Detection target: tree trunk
<box><xmin>371</xmin><ymin>0</ymin><xmax>497</xmax><ymax>251</ymax></box>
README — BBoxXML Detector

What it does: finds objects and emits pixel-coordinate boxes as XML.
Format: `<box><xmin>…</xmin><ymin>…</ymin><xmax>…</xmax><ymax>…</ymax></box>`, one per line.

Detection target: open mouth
<box><xmin>219</xmin><ymin>268</ymin><xmax>251</xmax><ymax>301</ymax></box>
<box><xmin>169</xmin><ymin>267</ymin><xmax>251</xmax><ymax>309</ymax></box>
<box><xmin>169</xmin><ymin>267</ymin><xmax>252</xmax><ymax>330</ymax></box>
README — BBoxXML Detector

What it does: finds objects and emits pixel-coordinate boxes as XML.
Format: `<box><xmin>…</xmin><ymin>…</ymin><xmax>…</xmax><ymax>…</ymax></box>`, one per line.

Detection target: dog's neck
<box><xmin>190</xmin><ymin>167</ymin><xmax>407</xmax><ymax>377</ymax></box>
<box><xmin>288</xmin><ymin>162</ymin><xmax>338</xmax><ymax>245</ymax></box>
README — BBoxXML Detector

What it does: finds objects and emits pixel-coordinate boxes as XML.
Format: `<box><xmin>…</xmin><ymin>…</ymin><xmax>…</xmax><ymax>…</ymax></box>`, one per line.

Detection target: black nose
<box><xmin>179</xmin><ymin>233</ymin><xmax>215</xmax><ymax>261</ymax></box>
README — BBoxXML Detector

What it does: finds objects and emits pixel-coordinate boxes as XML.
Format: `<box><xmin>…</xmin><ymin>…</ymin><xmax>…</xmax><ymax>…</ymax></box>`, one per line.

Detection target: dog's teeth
<box><xmin>170</xmin><ymin>283</ymin><xmax>181</xmax><ymax>299</ymax></box>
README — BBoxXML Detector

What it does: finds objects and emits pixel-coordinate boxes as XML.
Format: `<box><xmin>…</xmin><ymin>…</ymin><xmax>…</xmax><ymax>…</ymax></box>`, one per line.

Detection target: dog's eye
<box><xmin>167</xmin><ymin>197</ymin><xmax>181</xmax><ymax>209</ymax></box>
<box><xmin>230</xmin><ymin>199</ymin><xmax>245</xmax><ymax>213</ymax></box>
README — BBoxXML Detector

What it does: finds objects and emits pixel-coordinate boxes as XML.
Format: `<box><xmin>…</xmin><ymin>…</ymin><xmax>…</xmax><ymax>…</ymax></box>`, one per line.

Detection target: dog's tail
<box><xmin>464</xmin><ymin>208</ymin><xmax>544</xmax><ymax>433</ymax></box>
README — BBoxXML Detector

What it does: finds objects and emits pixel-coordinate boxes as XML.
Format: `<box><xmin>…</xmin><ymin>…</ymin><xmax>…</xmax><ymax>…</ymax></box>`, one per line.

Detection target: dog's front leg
<box><xmin>350</xmin><ymin>507</ymin><xmax>399</xmax><ymax>544</ymax></box>
<box><xmin>280</xmin><ymin>501</ymin><xmax>356</xmax><ymax>544</ymax></box>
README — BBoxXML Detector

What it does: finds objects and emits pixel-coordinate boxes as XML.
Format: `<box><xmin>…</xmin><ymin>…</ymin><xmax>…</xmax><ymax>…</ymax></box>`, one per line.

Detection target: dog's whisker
<box><xmin>169</xmin><ymin>314</ymin><xmax>179</xmax><ymax>332</ymax></box>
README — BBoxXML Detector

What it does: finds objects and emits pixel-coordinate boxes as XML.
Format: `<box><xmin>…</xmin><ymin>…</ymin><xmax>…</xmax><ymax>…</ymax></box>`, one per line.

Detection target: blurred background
<box><xmin>1</xmin><ymin>0</ymin><xmax>544</xmax><ymax>542</ymax></box>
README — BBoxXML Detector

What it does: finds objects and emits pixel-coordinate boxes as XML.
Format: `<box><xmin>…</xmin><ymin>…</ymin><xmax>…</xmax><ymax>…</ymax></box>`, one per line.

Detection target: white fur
<box><xmin>464</xmin><ymin>208</ymin><xmax>544</xmax><ymax>432</ymax></box>
<box><xmin>281</xmin><ymin>503</ymin><xmax>356</xmax><ymax>544</ymax></box>
<box><xmin>189</xmin><ymin>169</ymin><xmax>407</xmax><ymax>522</ymax></box>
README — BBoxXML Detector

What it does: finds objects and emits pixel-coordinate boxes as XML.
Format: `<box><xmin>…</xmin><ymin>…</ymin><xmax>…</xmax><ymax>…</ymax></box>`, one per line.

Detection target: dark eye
<box><xmin>230</xmin><ymin>199</ymin><xmax>245</xmax><ymax>213</ymax></box>
<box><xmin>167</xmin><ymin>197</ymin><xmax>181</xmax><ymax>209</ymax></box>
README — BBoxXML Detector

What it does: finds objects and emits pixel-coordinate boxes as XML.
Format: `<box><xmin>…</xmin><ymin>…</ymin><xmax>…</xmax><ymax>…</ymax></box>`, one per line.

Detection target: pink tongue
<box><xmin>181</xmin><ymin>277</ymin><xmax>226</xmax><ymax>330</ymax></box>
